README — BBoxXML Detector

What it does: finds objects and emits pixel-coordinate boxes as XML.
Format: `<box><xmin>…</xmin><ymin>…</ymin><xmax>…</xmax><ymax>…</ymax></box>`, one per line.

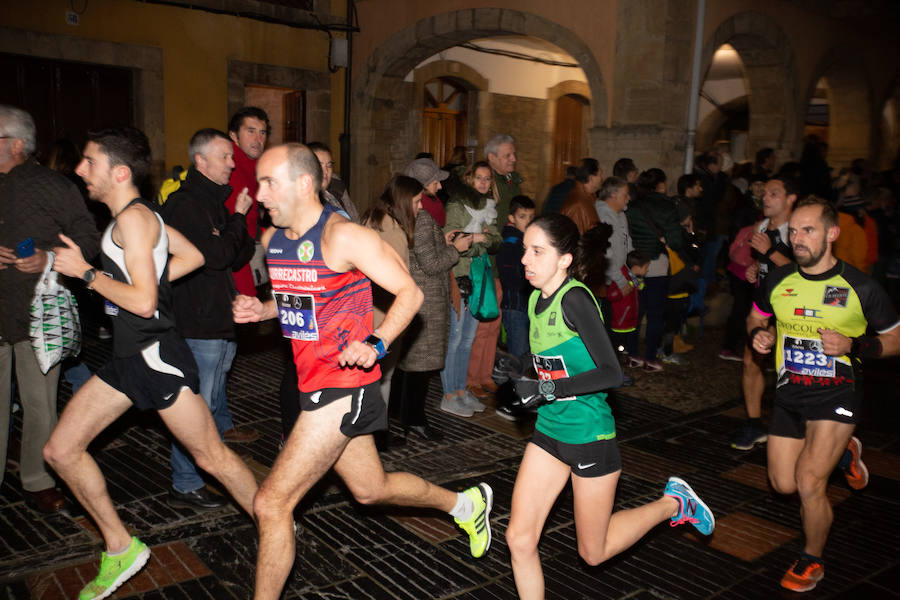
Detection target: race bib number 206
<box><xmin>274</xmin><ymin>292</ymin><xmax>318</xmax><ymax>341</ymax></box>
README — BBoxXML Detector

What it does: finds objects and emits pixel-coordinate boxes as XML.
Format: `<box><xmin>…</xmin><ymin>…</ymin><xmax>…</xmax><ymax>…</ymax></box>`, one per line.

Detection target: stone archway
<box><xmin>701</xmin><ymin>12</ymin><xmax>798</xmax><ymax>164</ymax></box>
<box><xmin>351</xmin><ymin>8</ymin><xmax>608</xmax><ymax>208</ymax></box>
<box><xmin>802</xmin><ymin>48</ymin><xmax>874</xmax><ymax>170</ymax></box>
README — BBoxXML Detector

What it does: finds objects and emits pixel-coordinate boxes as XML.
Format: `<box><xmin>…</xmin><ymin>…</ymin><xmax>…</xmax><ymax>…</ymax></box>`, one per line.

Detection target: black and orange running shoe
<box><xmin>841</xmin><ymin>436</ymin><xmax>869</xmax><ymax>490</ymax></box>
<box><xmin>780</xmin><ymin>556</ymin><xmax>824</xmax><ymax>592</ymax></box>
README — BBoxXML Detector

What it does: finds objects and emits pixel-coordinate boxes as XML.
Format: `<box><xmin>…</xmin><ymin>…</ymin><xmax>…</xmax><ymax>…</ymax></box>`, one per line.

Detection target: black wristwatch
<box><xmin>364</xmin><ymin>333</ymin><xmax>388</xmax><ymax>360</ymax></box>
<box><xmin>539</xmin><ymin>379</ymin><xmax>557</xmax><ymax>402</ymax></box>
<box><xmin>82</xmin><ymin>268</ymin><xmax>97</xmax><ymax>287</ymax></box>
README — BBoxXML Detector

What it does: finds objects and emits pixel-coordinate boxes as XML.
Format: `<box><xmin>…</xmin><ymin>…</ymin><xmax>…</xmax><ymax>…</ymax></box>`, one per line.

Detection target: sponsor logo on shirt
<box><xmin>823</xmin><ymin>285</ymin><xmax>849</xmax><ymax>307</ymax></box>
<box><xmin>793</xmin><ymin>307</ymin><xmax>822</xmax><ymax>319</ymax></box>
<box><xmin>298</xmin><ymin>240</ymin><xmax>315</xmax><ymax>262</ymax></box>
<box><xmin>269</xmin><ymin>247</ymin><xmax>283</xmax><ymax>254</ymax></box>
<box><xmin>782</xmin><ymin>322</ymin><xmax>820</xmax><ymax>335</ymax></box>
<box><xmin>270</xmin><ymin>267</ymin><xmax>318</xmax><ymax>282</ymax></box>
<box><xmin>781</xmin><ymin>288</ymin><xmax>798</xmax><ymax>297</ymax></box>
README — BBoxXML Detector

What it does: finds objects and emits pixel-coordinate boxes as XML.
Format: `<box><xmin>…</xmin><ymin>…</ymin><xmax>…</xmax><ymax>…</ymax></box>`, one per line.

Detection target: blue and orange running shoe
<box><xmin>840</xmin><ymin>436</ymin><xmax>869</xmax><ymax>490</ymax></box>
<box><xmin>664</xmin><ymin>476</ymin><xmax>715</xmax><ymax>535</ymax></box>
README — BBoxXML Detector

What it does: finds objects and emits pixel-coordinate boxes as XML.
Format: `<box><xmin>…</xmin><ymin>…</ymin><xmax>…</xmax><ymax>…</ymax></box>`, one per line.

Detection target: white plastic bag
<box><xmin>29</xmin><ymin>251</ymin><xmax>82</xmax><ymax>373</ymax></box>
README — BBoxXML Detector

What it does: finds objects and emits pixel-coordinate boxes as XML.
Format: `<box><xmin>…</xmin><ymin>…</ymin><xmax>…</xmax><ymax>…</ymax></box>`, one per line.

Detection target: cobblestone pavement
<box><xmin>2</xmin><ymin>322</ymin><xmax>899</xmax><ymax>599</ymax></box>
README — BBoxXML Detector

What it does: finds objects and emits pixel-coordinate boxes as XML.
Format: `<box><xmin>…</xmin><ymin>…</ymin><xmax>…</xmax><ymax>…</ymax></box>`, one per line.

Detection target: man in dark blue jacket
<box><xmin>160</xmin><ymin>128</ymin><xmax>255</xmax><ymax>509</ymax></box>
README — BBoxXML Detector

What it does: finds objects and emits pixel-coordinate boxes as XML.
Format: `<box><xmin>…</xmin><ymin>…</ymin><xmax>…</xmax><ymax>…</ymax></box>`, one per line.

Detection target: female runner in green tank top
<box><xmin>505</xmin><ymin>214</ymin><xmax>715</xmax><ymax>599</ymax></box>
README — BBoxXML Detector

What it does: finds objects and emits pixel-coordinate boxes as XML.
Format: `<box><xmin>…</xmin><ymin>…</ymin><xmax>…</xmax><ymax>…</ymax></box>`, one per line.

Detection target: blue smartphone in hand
<box><xmin>16</xmin><ymin>237</ymin><xmax>35</xmax><ymax>258</ymax></box>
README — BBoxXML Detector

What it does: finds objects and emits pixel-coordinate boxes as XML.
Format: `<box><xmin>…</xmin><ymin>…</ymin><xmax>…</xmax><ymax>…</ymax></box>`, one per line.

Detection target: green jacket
<box><xmin>444</xmin><ymin>186</ymin><xmax>501</xmax><ymax>278</ymax></box>
<box><xmin>492</xmin><ymin>169</ymin><xmax>523</xmax><ymax>227</ymax></box>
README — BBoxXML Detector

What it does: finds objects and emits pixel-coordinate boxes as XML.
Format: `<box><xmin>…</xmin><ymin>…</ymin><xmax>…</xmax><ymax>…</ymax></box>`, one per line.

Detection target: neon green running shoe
<box><xmin>79</xmin><ymin>536</ymin><xmax>150</xmax><ymax>600</ymax></box>
<box><xmin>454</xmin><ymin>483</ymin><xmax>493</xmax><ymax>558</ymax></box>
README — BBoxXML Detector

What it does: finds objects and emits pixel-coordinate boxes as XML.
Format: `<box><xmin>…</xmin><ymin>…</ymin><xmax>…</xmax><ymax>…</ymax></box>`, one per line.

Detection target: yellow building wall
<box><xmin>0</xmin><ymin>0</ymin><xmax>343</xmax><ymax>171</ymax></box>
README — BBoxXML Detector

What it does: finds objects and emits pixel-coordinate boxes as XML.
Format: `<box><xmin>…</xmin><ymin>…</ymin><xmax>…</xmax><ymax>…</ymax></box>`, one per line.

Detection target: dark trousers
<box><xmin>279</xmin><ymin>340</ymin><xmax>299</xmax><ymax>439</ymax></box>
<box><xmin>724</xmin><ymin>272</ymin><xmax>754</xmax><ymax>354</ymax></box>
<box><xmin>627</xmin><ymin>275</ymin><xmax>669</xmax><ymax>361</ymax></box>
<box><xmin>389</xmin><ymin>368</ymin><xmax>435</xmax><ymax>429</ymax></box>
<box><xmin>662</xmin><ymin>296</ymin><xmax>689</xmax><ymax>354</ymax></box>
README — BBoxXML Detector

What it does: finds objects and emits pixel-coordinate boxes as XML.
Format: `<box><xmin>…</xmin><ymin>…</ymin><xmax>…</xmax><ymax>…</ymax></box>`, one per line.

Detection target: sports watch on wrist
<box><xmin>538</xmin><ymin>379</ymin><xmax>557</xmax><ymax>402</ymax></box>
<box><xmin>82</xmin><ymin>268</ymin><xmax>97</xmax><ymax>288</ymax></box>
<box><xmin>364</xmin><ymin>333</ymin><xmax>388</xmax><ymax>360</ymax></box>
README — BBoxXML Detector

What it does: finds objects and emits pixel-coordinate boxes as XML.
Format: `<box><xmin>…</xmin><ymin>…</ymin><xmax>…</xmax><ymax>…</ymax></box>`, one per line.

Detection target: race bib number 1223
<box><xmin>782</xmin><ymin>335</ymin><xmax>834</xmax><ymax>377</ymax></box>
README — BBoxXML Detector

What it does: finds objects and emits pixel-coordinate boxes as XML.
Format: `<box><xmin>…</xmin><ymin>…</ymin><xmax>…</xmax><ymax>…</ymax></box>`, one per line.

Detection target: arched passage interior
<box><xmin>700</xmin><ymin>12</ymin><xmax>798</xmax><ymax>165</ymax></box>
<box><xmin>351</xmin><ymin>9</ymin><xmax>606</xmax><ymax>208</ymax></box>
<box><xmin>803</xmin><ymin>51</ymin><xmax>873</xmax><ymax>170</ymax></box>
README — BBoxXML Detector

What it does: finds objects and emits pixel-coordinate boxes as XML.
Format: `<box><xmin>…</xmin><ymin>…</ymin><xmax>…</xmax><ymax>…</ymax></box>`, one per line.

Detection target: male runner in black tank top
<box><xmin>44</xmin><ymin>127</ymin><xmax>259</xmax><ymax>600</ymax></box>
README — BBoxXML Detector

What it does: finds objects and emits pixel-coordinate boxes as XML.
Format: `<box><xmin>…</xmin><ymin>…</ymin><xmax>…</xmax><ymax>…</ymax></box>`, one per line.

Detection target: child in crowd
<box><xmin>607</xmin><ymin>251</ymin><xmax>649</xmax><ymax>357</ymax></box>
<box><xmin>498</xmin><ymin>195</ymin><xmax>536</xmax><ymax>359</ymax></box>
<box><xmin>495</xmin><ymin>195</ymin><xmax>536</xmax><ymax>421</ymax></box>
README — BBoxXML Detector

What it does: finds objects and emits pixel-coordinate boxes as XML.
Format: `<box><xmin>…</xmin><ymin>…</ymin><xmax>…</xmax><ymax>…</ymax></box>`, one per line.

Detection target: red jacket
<box><xmin>226</xmin><ymin>142</ymin><xmax>260</xmax><ymax>296</ymax></box>
<box><xmin>607</xmin><ymin>265</ymin><xmax>642</xmax><ymax>332</ymax></box>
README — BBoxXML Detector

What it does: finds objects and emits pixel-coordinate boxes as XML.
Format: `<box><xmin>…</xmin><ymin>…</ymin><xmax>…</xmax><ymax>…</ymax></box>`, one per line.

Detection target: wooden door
<box><xmin>552</xmin><ymin>94</ymin><xmax>587</xmax><ymax>182</ymax></box>
<box><xmin>283</xmin><ymin>90</ymin><xmax>306</xmax><ymax>143</ymax></box>
<box><xmin>422</xmin><ymin>78</ymin><xmax>467</xmax><ymax>166</ymax></box>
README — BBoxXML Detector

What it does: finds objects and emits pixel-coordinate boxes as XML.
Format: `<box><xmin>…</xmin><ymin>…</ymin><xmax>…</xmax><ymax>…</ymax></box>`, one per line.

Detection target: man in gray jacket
<box><xmin>595</xmin><ymin>176</ymin><xmax>634</xmax><ymax>385</ymax></box>
<box><xmin>0</xmin><ymin>105</ymin><xmax>100</xmax><ymax>512</ymax></box>
<box><xmin>596</xmin><ymin>176</ymin><xmax>633</xmax><ymax>299</ymax></box>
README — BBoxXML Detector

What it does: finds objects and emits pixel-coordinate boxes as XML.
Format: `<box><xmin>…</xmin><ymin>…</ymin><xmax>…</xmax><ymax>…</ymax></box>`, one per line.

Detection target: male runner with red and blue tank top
<box><xmin>232</xmin><ymin>143</ymin><xmax>493</xmax><ymax>600</ymax></box>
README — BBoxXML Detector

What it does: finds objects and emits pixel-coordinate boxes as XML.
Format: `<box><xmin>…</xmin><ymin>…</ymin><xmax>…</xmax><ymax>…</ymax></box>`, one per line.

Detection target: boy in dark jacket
<box><xmin>498</xmin><ymin>195</ymin><xmax>535</xmax><ymax>359</ymax></box>
<box><xmin>495</xmin><ymin>195</ymin><xmax>535</xmax><ymax>421</ymax></box>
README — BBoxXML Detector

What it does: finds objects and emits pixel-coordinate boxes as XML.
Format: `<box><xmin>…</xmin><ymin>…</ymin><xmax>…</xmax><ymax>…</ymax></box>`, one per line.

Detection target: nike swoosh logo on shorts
<box><xmin>577</xmin><ymin>462</ymin><xmax>596</xmax><ymax>470</ymax></box>
<box><xmin>311</xmin><ymin>391</ymin><xmax>322</xmax><ymax>404</ymax></box>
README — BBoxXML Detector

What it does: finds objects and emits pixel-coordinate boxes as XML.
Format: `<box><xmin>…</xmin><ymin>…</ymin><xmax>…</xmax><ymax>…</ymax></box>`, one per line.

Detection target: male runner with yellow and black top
<box><xmin>233</xmin><ymin>144</ymin><xmax>492</xmax><ymax>600</ymax></box>
<box><xmin>748</xmin><ymin>196</ymin><xmax>900</xmax><ymax>592</ymax></box>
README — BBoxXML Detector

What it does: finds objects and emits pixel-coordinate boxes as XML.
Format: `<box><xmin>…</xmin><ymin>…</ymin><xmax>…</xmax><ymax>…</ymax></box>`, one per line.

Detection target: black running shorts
<box><xmin>770</xmin><ymin>382</ymin><xmax>862</xmax><ymax>439</ymax></box>
<box><xmin>530</xmin><ymin>430</ymin><xmax>621</xmax><ymax>478</ymax></box>
<box><xmin>96</xmin><ymin>332</ymin><xmax>200</xmax><ymax>411</ymax></box>
<box><xmin>298</xmin><ymin>381</ymin><xmax>387</xmax><ymax>437</ymax></box>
